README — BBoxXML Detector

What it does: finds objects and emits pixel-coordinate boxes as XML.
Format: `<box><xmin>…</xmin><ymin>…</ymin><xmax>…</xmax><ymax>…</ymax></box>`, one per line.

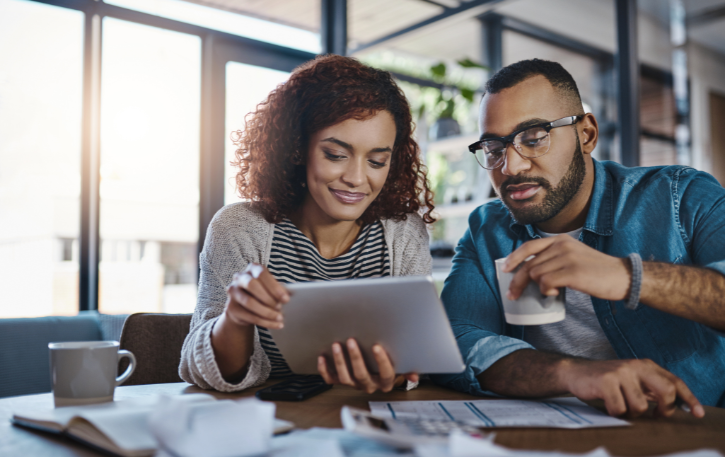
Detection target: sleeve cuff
<box><xmin>190</xmin><ymin>318</ymin><xmax>271</xmax><ymax>392</ymax></box>
<box><xmin>461</xmin><ymin>335</ymin><xmax>535</xmax><ymax>397</ymax></box>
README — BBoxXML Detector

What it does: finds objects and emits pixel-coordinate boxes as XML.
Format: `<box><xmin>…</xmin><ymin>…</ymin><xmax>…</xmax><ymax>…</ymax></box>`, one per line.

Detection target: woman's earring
<box><xmin>301</xmin><ymin>182</ymin><xmax>306</xmax><ymax>188</ymax></box>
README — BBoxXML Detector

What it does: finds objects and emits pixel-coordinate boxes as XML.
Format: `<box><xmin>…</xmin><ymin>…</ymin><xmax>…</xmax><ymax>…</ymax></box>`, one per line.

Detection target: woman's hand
<box><xmin>212</xmin><ymin>263</ymin><xmax>289</xmax><ymax>381</ymax></box>
<box><xmin>317</xmin><ymin>338</ymin><xmax>419</xmax><ymax>393</ymax></box>
<box><xmin>224</xmin><ymin>263</ymin><xmax>290</xmax><ymax>330</ymax></box>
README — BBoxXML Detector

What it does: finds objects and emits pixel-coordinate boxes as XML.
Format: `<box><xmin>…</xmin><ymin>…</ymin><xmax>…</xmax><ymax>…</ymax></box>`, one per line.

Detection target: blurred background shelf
<box><xmin>426</xmin><ymin>133</ymin><xmax>480</xmax><ymax>156</ymax></box>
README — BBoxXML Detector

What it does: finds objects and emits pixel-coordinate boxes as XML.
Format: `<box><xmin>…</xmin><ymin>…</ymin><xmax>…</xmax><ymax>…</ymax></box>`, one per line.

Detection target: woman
<box><xmin>179</xmin><ymin>54</ymin><xmax>435</xmax><ymax>394</ymax></box>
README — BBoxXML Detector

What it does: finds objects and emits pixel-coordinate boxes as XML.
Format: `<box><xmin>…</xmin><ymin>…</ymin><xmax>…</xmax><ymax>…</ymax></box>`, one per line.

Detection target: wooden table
<box><xmin>1</xmin><ymin>381</ymin><xmax>724</xmax><ymax>456</ymax></box>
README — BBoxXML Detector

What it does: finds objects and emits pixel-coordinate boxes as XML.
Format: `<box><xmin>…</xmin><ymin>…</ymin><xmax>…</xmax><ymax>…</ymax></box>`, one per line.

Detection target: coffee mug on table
<box><xmin>495</xmin><ymin>257</ymin><xmax>566</xmax><ymax>325</ymax></box>
<box><xmin>49</xmin><ymin>341</ymin><xmax>136</xmax><ymax>407</ymax></box>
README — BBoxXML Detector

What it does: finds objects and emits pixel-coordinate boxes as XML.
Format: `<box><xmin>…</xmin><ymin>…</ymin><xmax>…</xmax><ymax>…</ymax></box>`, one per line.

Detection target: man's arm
<box><xmin>504</xmin><ymin>236</ymin><xmax>725</xmax><ymax>331</ymax></box>
<box><xmin>496</xmin><ymin>235</ymin><xmax>713</xmax><ymax>418</ymax></box>
<box><xmin>431</xmin><ymin>219</ymin><xmax>535</xmax><ymax>396</ymax></box>
<box><xmin>477</xmin><ymin>349</ymin><xmax>706</xmax><ymax>418</ymax></box>
<box><xmin>640</xmin><ymin>262</ymin><xmax>725</xmax><ymax>330</ymax></box>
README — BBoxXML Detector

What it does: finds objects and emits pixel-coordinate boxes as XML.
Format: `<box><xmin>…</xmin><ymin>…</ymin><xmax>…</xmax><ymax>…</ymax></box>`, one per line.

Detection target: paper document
<box><xmin>369</xmin><ymin>398</ymin><xmax>629</xmax><ymax>429</ymax></box>
<box><xmin>417</xmin><ymin>430</ymin><xmax>723</xmax><ymax>457</ymax></box>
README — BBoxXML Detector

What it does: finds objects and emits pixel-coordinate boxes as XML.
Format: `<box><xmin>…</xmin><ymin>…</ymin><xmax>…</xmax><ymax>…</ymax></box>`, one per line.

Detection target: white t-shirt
<box><xmin>522</xmin><ymin>227</ymin><xmax>618</xmax><ymax>360</ymax></box>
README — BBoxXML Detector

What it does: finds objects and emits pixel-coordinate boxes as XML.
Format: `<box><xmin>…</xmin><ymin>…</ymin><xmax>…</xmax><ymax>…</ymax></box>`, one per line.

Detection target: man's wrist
<box><xmin>553</xmin><ymin>357</ymin><xmax>577</xmax><ymax>394</ymax></box>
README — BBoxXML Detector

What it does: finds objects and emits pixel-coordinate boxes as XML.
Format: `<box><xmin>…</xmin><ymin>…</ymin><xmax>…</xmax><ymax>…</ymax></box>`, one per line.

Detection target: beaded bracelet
<box><xmin>626</xmin><ymin>253</ymin><xmax>643</xmax><ymax>310</ymax></box>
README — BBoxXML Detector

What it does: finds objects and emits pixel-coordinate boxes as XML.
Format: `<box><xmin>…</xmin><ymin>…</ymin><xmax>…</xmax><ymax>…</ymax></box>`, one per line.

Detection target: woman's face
<box><xmin>304</xmin><ymin>110</ymin><xmax>396</xmax><ymax>223</ymax></box>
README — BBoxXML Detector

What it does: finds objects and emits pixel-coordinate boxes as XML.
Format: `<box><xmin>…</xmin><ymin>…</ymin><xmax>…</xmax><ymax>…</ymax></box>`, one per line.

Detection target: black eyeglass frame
<box><xmin>468</xmin><ymin>115</ymin><xmax>583</xmax><ymax>169</ymax></box>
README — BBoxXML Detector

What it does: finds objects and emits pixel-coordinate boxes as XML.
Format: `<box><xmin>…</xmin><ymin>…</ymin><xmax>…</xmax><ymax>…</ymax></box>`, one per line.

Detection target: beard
<box><xmin>498</xmin><ymin>135</ymin><xmax>586</xmax><ymax>226</ymax></box>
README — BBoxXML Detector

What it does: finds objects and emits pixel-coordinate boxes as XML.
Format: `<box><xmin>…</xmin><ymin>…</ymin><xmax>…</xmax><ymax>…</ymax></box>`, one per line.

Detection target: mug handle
<box><xmin>116</xmin><ymin>350</ymin><xmax>137</xmax><ymax>386</ymax></box>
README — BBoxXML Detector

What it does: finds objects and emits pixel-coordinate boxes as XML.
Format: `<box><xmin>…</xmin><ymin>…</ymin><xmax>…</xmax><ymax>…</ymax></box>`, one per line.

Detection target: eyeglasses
<box><xmin>468</xmin><ymin>115</ymin><xmax>582</xmax><ymax>170</ymax></box>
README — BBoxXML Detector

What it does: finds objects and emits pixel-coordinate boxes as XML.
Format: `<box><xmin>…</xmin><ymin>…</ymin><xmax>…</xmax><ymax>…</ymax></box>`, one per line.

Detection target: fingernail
<box><xmin>694</xmin><ymin>405</ymin><xmax>705</xmax><ymax>417</ymax></box>
<box><xmin>333</xmin><ymin>344</ymin><xmax>341</xmax><ymax>354</ymax></box>
<box><xmin>278</xmin><ymin>323</ymin><xmax>284</xmax><ymax>329</ymax></box>
<box><xmin>506</xmin><ymin>291</ymin><xmax>514</xmax><ymax>300</ymax></box>
<box><xmin>282</xmin><ymin>294</ymin><xmax>290</xmax><ymax>302</ymax></box>
<box><xmin>276</xmin><ymin>314</ymin><xmax>283</xmax><ymax>321</ymax></box>
<box><xmin>373</xmin><ymin>346</ymin><xmax>382</xmax><ymax>353</ymax></box>
<box><xmin>347</xmin><ymin>339</ymin><xmax>355</xmax><ymax>349</ymax></box>
<box><xmin>318</xmin><ymin>356</ymin><xmax>324</xmax><ymax>364</ymax></box>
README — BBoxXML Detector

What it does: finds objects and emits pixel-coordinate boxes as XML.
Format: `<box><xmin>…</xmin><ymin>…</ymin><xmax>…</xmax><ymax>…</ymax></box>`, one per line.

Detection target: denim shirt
<box><xmin>431</xmin><ymin>159</ymin><xmax>725</xmax><ymax>407</ymax></box>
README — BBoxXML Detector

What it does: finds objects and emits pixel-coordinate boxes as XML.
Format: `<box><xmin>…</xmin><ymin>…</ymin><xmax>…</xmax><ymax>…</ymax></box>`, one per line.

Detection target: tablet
<box><xmin>268</xmin><ymin>276</ymin><xmax>465</xmax><ymax>375</ymax></box>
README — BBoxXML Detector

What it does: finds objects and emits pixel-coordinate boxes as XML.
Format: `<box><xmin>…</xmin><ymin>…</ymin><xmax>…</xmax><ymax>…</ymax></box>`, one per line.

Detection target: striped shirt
<box><xmin>258</xmin><ymin>218</ymin><xmax>390</xmax><ymax>377</ymax></box>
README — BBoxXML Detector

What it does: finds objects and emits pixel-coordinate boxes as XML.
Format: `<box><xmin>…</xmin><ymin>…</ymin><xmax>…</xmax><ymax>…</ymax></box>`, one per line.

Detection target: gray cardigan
<box><xmin>179</xmin><ymin>202</ymin><xmax>433</xmax><ymax>392</ymax></box>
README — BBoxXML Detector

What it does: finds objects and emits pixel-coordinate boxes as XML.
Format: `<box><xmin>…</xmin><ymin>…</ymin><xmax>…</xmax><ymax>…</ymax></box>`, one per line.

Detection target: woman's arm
<box><xmin>179</xmin><ymin>204</ymin><xmax>285</xmax><ymax>391</ymax></box>
<box><xmin>211</xmin><ymin>265</ymin><xmax>289</xmax><ymax>380</ymax></box>
<box><xmin>179</xmin><ymin>256</ymin><xmax>278</xmax><ymax>391</ymax></box>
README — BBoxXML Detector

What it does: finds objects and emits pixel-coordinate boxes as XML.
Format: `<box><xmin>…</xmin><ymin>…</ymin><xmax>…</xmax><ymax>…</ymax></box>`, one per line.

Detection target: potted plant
<box><xmin>428</xmin><ymin>58</ymin><xmax>488</xmax><ymax>140</ymax></box>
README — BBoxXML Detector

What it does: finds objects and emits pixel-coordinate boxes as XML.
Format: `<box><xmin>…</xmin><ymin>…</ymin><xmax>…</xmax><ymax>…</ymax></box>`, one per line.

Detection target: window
<box><xmin>99</xmin><ymin>18</ymin><xmax>201</xmax><ymax>314</ymax></box>
<box><xmin>224</xmin><ymin>62</ymin><xmax>290</xmax><ymax>204</ymax></box>
<box><xmin>0</xmin><ymin>0</ymin><xmax>83</xmax><ymax>318</ymax></box>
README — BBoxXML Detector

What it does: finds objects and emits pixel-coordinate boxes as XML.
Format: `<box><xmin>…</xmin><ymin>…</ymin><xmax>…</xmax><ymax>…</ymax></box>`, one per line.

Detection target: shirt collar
<box><xmin>508</xmin><ymin>158</ymin><xmax>613</xmax><ymax>238</ymax></box>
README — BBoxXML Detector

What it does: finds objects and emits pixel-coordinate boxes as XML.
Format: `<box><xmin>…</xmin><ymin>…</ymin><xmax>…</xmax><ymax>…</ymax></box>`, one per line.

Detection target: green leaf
<box><xmin>460</xmin><ymin>87</ymin><xmax>475</xmax><ymax>103</ymax></box>
<box><xmin>430</xmin><ymin>62</ymin><xmax>447</xmax><ymax>79</ymax></box>
<box><xmin>439</xmin><ymin>99</ymin><xmax>455</xmax><ymax>118</ymax></box>
<box><xmin>417</xmin><ymin>104</ymin><xmax>426</xmax><ymax>119</ymax></box>
<box><xmin>457</xmin><ymin>57</ymin><xmax>489</xmax><ymax>70</ymax></box>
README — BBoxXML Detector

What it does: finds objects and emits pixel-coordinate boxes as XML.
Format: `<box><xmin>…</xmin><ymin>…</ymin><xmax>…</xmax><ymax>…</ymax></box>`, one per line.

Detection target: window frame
<box><xmin>27</xmin><ymin>0</ymin><xmax>315</xmax><ymax>311</ymax></box>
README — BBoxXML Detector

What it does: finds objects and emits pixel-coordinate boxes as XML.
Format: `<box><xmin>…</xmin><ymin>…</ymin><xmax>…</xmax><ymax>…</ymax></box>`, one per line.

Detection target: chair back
<box><xmin>118</xmin><ymin>313</ymin><xmax>192</xmax><ymax>385</ymax></box>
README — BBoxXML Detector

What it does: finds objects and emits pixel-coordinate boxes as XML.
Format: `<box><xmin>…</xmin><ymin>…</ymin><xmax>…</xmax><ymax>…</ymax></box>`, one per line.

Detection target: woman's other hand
<box><xmin>224</xmin><ymin>263</ymin><xmax>290</xmax><ymax>330</ymax></box>
<box><xmin>317</xmin><ymin>338</ymin><xmax>419</xmax><ymax>393</ymax></box>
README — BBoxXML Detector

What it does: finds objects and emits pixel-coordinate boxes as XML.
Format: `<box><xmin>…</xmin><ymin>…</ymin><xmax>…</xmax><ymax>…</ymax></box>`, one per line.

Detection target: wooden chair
<box><xmin>118</xmin><ymin>313</ymin><xmax>193</xmax><ymax>386</ymax></box>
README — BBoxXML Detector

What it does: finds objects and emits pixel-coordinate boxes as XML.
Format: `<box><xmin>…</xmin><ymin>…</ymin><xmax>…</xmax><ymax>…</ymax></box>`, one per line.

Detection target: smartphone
<box><xmin>255</xmin><ymin>375</ymin><xmax>332</xmax><ymax>401</ymax></box>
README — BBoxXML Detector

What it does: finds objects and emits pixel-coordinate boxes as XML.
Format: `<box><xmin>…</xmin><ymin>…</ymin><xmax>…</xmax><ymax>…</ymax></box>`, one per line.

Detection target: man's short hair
<box><xmin>484</xmin><ymin>59</ymin><xmax>584</xmax><ymax>113</ymax></box>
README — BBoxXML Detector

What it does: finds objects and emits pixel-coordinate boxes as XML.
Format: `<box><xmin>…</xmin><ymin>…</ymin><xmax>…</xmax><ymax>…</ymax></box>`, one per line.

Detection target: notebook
<box><xmin>12</xmin><ymin>394</ymin><xmax>294</xmax><ymax>457</ymax></box>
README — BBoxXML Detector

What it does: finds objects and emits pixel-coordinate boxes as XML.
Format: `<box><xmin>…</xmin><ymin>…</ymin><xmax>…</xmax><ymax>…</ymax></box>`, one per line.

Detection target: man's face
<box><xmin>479</xmin><ymin>75</ymin><xmax>585</xmax><ymax>226</ymax></box>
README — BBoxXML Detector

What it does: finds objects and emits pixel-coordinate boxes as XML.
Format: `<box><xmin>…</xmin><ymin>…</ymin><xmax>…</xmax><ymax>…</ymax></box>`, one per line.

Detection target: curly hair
<box><xmin>231</xmin><ymin>54</ymin><xmax>435</xmax><ymax>225</ymax></box>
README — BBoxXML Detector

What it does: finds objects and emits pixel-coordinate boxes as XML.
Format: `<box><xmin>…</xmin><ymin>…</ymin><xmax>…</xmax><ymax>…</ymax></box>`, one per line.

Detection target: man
<box><xmin>432</xmin><ymin>59</ymin><xmax>725</xmax><ymax>418</ymax></box>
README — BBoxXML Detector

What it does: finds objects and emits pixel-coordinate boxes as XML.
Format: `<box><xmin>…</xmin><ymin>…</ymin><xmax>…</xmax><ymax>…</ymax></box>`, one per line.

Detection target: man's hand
<box><xmin>559</xmin><ymin>358</ymin><xmax>705</xmax><ymax>418</ymax></box>
<box><xmin>503</xmin><ymin>235</ymin><xmax>631</xmax><ymax>301</ymax></box>
<box><xmin>479</xmin><ymin>349</ymin><xmax>705</xmax><ymax>420</ymax></box>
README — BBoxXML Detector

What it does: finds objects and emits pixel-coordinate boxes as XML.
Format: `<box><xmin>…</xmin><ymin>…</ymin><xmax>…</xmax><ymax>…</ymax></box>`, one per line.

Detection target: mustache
<box><xmin>501</xmin><ymin>175</ymin><xmax>552</xmax><ymax>191</ymax></box>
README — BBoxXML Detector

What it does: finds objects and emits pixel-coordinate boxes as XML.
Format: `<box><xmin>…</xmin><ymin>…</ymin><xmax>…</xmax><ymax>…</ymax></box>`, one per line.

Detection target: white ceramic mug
<box><xmin>49</xmin><ymin>341</ymin><xmax>136</xmax><ymax>407</ymax></box>
<box><xmin>495</xmin><ymin>258</ymin><xmax>566</xmax><ymax>325</ymax></box>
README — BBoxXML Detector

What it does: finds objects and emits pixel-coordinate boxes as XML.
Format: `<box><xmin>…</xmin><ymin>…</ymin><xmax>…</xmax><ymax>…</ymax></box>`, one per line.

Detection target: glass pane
<box><xmin>225</xmin><ymin>62</ymin><xmax>290</xmax><ymax>204</ymax></box>
<box><xmin>106</xmin><ymin>0</ymin><xmax>320</xmax><ymax>53</ymax></box>
<box><xmin>0</xmin><ymin>0</ymin><xmax>83</xmax><ymax>318</ymax></box>
<box><xmin>100</xmin><ymin>18</ymin><xmax>201</xmax><ymax>314</ymax></box>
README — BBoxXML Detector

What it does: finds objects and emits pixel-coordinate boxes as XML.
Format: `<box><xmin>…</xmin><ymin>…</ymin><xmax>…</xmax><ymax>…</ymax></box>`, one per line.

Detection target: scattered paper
<box><xmin>415</xmin><ymin>431</ymin><xmax>724</xmax><ymax>457</ymax></box>
<box><xmin>370</xmin><ymin>398</ymin><xmax>628</xmax><ymax>429</ymax></box>
<box><xmin>272</xmin><ymin>428</ymin><xmax>411</xmax><ymax>457</ymax></box>
<box><xmin>415</xmin><ymin>431</ymin><xmax>611</xmax><ymax>457</ymax></box>
<box><xmin>149</xmin><ymin>396</ymin><xmax>275</xmax><ymax>457</ymax></box>
<box><xmin>270</xmin><ymin>434</ymin><xmax>345</xmax><ymax>457</ymax></box>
